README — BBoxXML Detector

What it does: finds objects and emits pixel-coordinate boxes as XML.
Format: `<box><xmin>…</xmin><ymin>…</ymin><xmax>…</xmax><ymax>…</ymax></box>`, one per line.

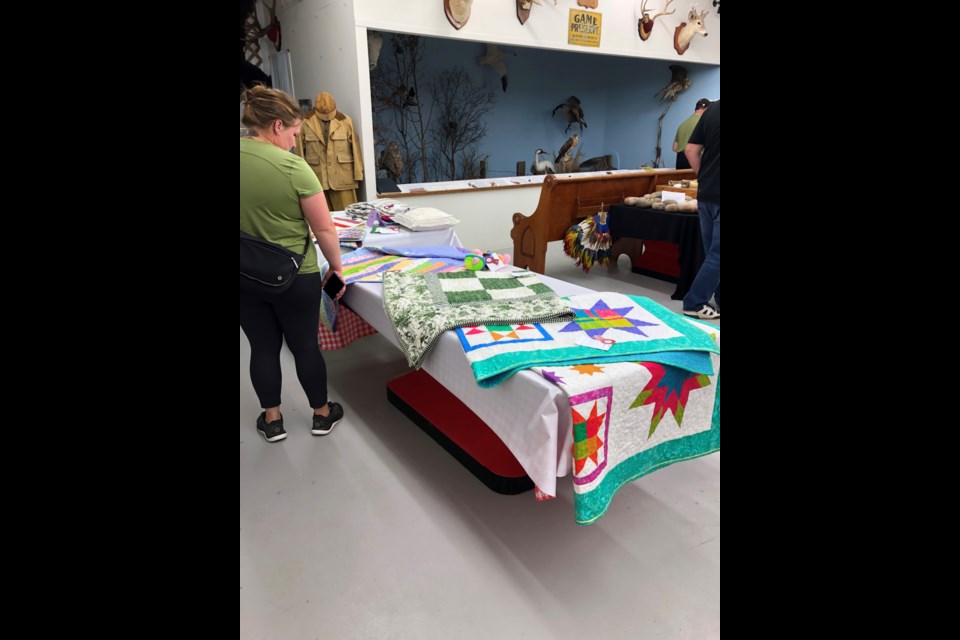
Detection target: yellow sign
<box><xmin>568</xmin><ymin>9</ymin><xmax>602</xmax><ymax>47</ymax></box>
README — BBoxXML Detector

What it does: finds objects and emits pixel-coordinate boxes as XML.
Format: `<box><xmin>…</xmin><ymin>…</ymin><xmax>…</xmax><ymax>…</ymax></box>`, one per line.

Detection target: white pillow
<box><xmin>391</xmin><ymin>206</ymin><xmax>461</xmax><ymax>231</ymax></box>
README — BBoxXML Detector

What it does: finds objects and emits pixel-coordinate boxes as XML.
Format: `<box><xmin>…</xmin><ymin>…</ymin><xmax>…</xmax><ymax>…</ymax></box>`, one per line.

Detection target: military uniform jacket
<box><xmin>298</xmin><ymin>112</ymin><xmax>364</xmax><ymax>191</ymax></box>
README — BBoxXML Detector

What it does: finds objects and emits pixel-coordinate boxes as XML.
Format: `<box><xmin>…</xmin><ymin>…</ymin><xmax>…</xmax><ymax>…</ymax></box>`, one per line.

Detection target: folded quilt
<box><xmin>382</xmin><ymin>270</ymin><xmax>576</xmax><ymax>369</ymax></box>
<box><xmin>454</xmin><ymin>293</ymin><xmax>719</xmax><ymax>387</ymax></box>
<box><xmin>373</xmin><ymin>245</ymin><xmax>472</xmax><ymax>260</ymax></box>
<box><xmin>540</xmin><ymin>333</ymin><xmax>720</xmax><ymax>524</ymax></box>
<box><xmin>341</xmin><ymin>247</ymin><xmax>465</xmax><ymax>283</ymax></box>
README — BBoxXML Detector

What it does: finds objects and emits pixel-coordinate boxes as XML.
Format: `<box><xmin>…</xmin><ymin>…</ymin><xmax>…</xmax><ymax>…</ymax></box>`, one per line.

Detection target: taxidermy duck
<box><xmin>531</xmin><ymin>149</ymin><xmax>556</xmax><ymax>175</ymax></box>
<box><xmin>477</xmin><ymin>44</ymin><xmax>515</xmax><ymax>92</ymax></box>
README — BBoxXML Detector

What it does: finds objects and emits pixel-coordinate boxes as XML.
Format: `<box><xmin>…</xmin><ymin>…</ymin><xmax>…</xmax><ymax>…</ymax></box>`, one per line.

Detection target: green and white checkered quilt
<box><xmin>382</xmin><ymin>270</ymin><xmax>575</xmax><ymax>369</ymax></box>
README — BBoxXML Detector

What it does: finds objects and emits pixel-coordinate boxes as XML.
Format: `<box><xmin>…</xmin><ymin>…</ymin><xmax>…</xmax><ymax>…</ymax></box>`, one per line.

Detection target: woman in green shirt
<box><xmin>240</xmin><ymin>86</ymin><xmax>345</xmax><ymax>442</ymax></box>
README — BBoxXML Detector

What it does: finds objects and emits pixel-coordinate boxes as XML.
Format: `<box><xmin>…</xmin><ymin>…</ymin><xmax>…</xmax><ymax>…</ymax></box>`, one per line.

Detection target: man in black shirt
<box><xmin>682</xmin><ymin>100</ymin><xmax>721</xmax><ymax>320</ymax></box>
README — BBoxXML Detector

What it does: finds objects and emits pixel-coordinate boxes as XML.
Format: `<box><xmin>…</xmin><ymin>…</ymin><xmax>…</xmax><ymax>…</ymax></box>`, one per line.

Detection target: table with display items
<box><xmin>340</xmin><ymin>239</ymin><xmax>595</xmax><ymax>497</ymax></box>
<box><xmin>606</xmin><ymin>204</ymin><xmax>705</xmax><ymax>300</ymax></box>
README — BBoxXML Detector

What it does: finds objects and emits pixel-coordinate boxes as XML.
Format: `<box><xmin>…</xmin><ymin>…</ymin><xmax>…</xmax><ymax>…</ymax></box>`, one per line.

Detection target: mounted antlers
<box><xmin>242</xmin><ymin>0</ymin><xmax>281</xmax><ymax>67</ymax></box>
<box><xmin>258</xmin><ymin>1</ymin><xmax>282</xmax><ymax>51</ymax></box>
<box><xmin>638</xmin><ymin>0</ymin><xmax>675</xmax><ymax>41</ymax></box>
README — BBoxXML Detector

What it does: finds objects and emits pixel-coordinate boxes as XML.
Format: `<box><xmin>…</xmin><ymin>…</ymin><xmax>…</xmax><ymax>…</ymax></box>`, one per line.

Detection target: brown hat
<box><xmin>315</xmin><ymin>91</ymin><xmax>337</xmax><ymax>121</ymax></box>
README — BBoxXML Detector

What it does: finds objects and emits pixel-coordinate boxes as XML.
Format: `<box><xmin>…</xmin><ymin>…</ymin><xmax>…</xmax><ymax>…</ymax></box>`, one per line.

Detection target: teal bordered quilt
<box><xmin>455</xmin><ymin>293</ymin><xmax>719</xmax><ymax>387</ymax></box>
<box><xmin>453</xmin><ymin>293</ymin><xmax>720</xmax><ymax>524</ymax></box>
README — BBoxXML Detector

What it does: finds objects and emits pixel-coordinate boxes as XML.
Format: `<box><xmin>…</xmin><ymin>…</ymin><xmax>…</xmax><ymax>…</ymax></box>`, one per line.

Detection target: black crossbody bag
<box><xmin>239</xmin><ymin>229</ymin><xmax>311</xmax><ymax>292</ymax></box>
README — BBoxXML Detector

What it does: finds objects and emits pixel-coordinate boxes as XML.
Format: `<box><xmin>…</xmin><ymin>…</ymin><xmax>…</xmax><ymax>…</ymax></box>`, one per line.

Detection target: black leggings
<box><xmin>240</xmin><ymin>272</ymin><xmax>328</xmax><ymax>409</ymax></box>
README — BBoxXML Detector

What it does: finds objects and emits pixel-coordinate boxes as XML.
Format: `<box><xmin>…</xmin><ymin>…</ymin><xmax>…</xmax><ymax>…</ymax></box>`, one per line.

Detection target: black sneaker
<box><xmin>256</xmin><ymin>412</ymin><xmax>287</xmax><ymax>442</ymax></box>
<box><xmin>312</xmin><ymin>402</ymin><xmax>343</xmax><ymax>436</ymax></box>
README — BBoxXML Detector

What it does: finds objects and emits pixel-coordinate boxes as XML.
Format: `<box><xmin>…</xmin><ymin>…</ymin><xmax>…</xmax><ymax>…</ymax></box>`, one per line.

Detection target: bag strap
<box><xmin>301</xmin><ymin>230</ymin><xmax>311</xmax><ymax>257</ymax></box>
<box><xmin>240</xmin><ymin>228</ymin><xmax>312</xmax><ymax>260</ymax></box>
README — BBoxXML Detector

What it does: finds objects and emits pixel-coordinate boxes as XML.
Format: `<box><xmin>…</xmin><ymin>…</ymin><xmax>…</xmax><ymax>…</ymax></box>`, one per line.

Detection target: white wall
<box><xmin>267</xmin><ymin>0</ymin><xmax>719</xmax><ymax>218</ymax></box>
<box><xmin>353</xmin><ymin>0</ymin><xmax>720</xmax><ymax>65</ymax></box>
<box><xmin>278</xmin><ymin>0</ymin><xmax>372</xmax><ymax>198</ymax></box>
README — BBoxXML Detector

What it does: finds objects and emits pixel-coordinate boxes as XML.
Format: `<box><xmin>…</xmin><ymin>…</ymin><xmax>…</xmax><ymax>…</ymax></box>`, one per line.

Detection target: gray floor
<box><xmin>240</xmin><ymin>245</ymin><xmax>720</xmax><ymax>640</ymax></box>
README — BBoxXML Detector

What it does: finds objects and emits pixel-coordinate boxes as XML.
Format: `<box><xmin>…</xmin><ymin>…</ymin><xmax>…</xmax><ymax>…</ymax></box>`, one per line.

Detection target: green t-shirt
<box><xmin>240</xmin><ymin>138</ymin><xmax>324</xmax><ymax>274</ymax></box>
<box><xmin>674</xmin><ymin>113</ymin><xmax>702</xmax><ymax>153</ymax></box>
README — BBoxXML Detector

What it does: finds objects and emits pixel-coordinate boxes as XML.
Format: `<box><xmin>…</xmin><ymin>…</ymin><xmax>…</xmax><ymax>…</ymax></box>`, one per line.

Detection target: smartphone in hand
<box><xmin>323</xmin><ymin>272</ymin><xmax>346</xmax><ymax>299</ymax></box>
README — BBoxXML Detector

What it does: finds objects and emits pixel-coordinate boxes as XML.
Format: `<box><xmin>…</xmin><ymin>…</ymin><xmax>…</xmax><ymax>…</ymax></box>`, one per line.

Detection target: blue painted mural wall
<box><xmin>372</xmin><ymin>34</ymin><xmax>719</xmax><ymax>182</ymax></box>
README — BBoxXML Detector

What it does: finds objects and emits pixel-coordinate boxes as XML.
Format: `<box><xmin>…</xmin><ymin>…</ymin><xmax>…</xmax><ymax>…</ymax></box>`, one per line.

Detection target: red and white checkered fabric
<box><xmin>318</xmin><ymin>303</ymin><xmax>378</xmax><ymax>350</ymax></box>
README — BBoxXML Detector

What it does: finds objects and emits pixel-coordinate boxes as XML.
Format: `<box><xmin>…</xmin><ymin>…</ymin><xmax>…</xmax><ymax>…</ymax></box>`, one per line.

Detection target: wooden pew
<box><xmin>510</xmin><ymin>169</ymin><xmax>695</xmax><ymax>274</ymax></box>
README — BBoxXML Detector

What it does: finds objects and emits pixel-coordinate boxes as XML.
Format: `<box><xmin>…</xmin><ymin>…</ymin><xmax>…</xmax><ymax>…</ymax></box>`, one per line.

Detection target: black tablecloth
<box><xmin>607</xmin><ymin>204</ymin><xmax>704</xmax><ymax>300</ymax></box>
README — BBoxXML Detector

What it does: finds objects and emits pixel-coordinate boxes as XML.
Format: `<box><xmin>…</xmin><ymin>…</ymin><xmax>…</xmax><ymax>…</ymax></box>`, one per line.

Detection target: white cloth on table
<box><xmin>362</xmin><ymin>225</ymin><xmax>463</xmax><ymax>250</ymax></box>
<box><xmin>344</xmin><ymin>263</ymin><xmax>593</xmax><ymax>497</ymax></box>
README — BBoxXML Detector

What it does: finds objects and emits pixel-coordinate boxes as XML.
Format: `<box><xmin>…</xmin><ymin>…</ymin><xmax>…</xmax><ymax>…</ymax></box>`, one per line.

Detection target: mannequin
<box><xmin>297</xmin><ymin>91</ymin><xmax>364</xmax><ymax>210</ymax></box>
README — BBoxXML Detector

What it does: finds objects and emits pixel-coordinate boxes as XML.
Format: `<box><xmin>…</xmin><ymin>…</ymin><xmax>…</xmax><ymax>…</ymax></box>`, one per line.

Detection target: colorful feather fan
<box><xmin>563</xmin><ymin>210</ymin><xmax>613</xmax><ymax>271</ymax></box>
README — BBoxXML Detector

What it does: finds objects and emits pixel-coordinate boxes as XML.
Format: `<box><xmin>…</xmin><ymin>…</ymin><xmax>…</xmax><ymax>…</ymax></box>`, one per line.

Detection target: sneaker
<box><xmin>683</xmin><ymin>304</ymin><xmax>720</xmax><ymax>320</ymax></box>
<box><xmin>312</xmin><ymin>402</ymin><xmax>344</xmax><ymax>436</ymax></box>
<box><xmin>256</xmin><ymin>412</ymin><xmax>287</xmax><ymax>442</ymax></box>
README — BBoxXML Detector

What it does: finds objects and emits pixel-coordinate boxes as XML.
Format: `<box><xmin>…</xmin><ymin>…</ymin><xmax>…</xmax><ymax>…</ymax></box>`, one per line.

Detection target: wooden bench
<box><xmin>510</xmin><ymin>169</ymin><xmax>695</xmax><ymax>274</ymax></box>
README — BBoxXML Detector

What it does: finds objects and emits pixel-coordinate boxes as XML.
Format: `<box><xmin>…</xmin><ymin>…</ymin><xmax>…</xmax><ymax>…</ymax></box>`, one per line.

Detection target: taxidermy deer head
<box><xmin>673</xmin><ymin>5</ymin><xmax>709</xmax><ymax>55</ymax></box>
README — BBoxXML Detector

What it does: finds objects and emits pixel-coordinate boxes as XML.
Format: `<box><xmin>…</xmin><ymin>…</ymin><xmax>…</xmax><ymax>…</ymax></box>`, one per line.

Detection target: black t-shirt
<box><xmin>688</xmin><ymin>100</ymin><xmax>720</xmax><ymax>204</ymax></box>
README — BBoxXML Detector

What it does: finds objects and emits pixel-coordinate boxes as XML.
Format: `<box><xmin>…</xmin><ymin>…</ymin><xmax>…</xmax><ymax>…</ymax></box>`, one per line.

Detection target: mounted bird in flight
<box><xmin>477</xmin><ymin>44</ymin><xmax>515</xmax><ymax>92</ymax></box>
<box><xmin>656</xmin><ymin>65</ymin><xmax>691</xmax><ymax>103</ymax></box>
<box><xmin>552</xmin><ymin>96</ymin><xmax>587</xmax><ymax>134</ymax></box>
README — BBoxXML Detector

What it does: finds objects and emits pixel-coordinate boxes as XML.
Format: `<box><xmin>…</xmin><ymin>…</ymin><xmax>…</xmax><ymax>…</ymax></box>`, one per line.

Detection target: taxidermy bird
<box><xmin>477</xmin><ymin>44</ymin><xmax>515</xmax><ymax>92</ymax></box>
<box><xmin>378</xmin><ymin>141</ymin><xmax>404</xmax><ymax>183</ymax></box>
<box><xmin>578</xmin><ymin>154</ymin><xmax>615</xmax><ymax>172</ymax></box>
<box><xmin>655</xmin><ymin>64</ymin><xmax>691</xmax><ymax>103</ymax></box>
<box><xmin>367</xmin><ymin>31</ymin><xmax>383</xmax><ymax>71</ymax></box>
<box><xmin>382</xmin><ymin>85</ymin><xmax>418</xmax><ymax>110</ymax></box>
<box><xmin>555</xmin><ymin>134</ymin><xmax>580</xmax><ymax>164</ymax></box>
<box><xmin>552</xmin><ymin>96</ymin><xmax>587</xmax><ymax>134</ymax></box>
<box><xmin>531</xmin><ymin>149</ymin><xmax>556</xmax><ymax>175</ymax></box>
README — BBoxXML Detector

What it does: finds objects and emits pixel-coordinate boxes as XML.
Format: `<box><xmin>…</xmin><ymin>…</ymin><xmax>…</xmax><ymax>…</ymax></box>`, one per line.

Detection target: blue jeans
<box><xmin>683</xmin><ymin>200</ymin><xmax>720</xmax><ymax>311</ymax></box>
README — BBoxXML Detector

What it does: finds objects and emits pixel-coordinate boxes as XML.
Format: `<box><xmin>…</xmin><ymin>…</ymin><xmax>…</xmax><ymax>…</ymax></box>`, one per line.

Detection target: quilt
<box><xmin>382</xmin><ymin>270</ymin><xmax>576</xmax><ymax>369</ymax></box>
<box><xmin>341</xmin><ymin>247</ymin><xmax>465</xmax><ymax>284</ymax></box>
<box><xmin>539</xmin><ymin>316</ymin><xmax>720</xmax><ymax>524</ymax></box>
<box><xmin>454</xmin><ymin>293</ymin><xmax>719</xmax><ymax>388</ymax></box>
<box><xmin>453</xmin><ymin>294</ymin><xmax>720</xmax><ymax>523</ymax></box>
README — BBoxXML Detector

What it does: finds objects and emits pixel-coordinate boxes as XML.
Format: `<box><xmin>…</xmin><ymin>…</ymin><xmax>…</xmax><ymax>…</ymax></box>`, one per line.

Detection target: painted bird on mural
<box><xmin>552</xmin><ymin>96</ymin><xmax>587</xmax><ymax>134</ymax></box>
